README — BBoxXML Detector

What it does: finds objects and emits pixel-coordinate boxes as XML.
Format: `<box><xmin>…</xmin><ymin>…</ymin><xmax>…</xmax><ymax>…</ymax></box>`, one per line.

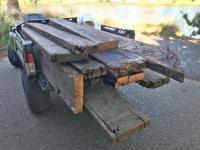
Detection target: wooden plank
<box><xmin>21</xmin><ymin>27</ymin><xmax>87</xmax><ymax>63</ymax></box>
<box><xmin>56</xmin><ymin>63</ymin><xmax>83</xmax><ymax>114</ymax></box>
<box><xmin>139</xmin><ymin>69</ymin><xmax>170</xmax><ymax>88</ymax></box>
<box><xmin>104</xmin><ymin>72</ymin><xmax>145</xmax><ymax>88</ymax></box>
<box><xmin>71</xmin><ymin>57</ymin><xmax>107</xmax><ymax>79</ymax></box>
<box><xmin>130</xmin><ymin>42</ymin><xmax>184</xmax><ymax>82</ymax></box>
<box><xmin>92</xmin><ymin>48</ymin><xmax>146</xmax><ymax>77</ymax></box>
<box><xmin>39</xmin><ymin>49</ymin><xmax>83</xmax><ymax>114</ymax></box>
<box><xmin>104</xmin><ymin>32</ymin><xmax>184</xmax><ymax>82</ymax></box>
<box><xmin>50</xmin><ymin>18</ymin><xmax>119</xmax><ymax>51</ymax></box>
<box><xmin>104</xmin><ymin>31</ymin><xmax>136</xmax><ymax>48</ymax></box>
<box><xmin>146</xmin><ymin>59</ymin><xmax>184</xmax><ymax>82</ymax></box>
<box><xmin>22</xmin><ymin>27</ymin><xmax>107</xmax><ymax>80</ymax></box>
<box><xmin>25</xmin><ymin>23</ymin><xmax>97</xmax><ymax>54</ymax></box>
<box><xmin>84</xmin><ymin>84</ymin><xmax>149</xmax><ymax>144</ymax></box>
<box><xmin>114</xmin><ymin>72</ymin><xmax>144</xmax><ymax>88</ymax></box>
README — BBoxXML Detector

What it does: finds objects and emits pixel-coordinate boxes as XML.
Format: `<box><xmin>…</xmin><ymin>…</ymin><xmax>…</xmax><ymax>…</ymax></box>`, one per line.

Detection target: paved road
<box><xmin>0</xmin><ymin>57</ymin><xmax>200</xmax><ymax>150</ymax></box>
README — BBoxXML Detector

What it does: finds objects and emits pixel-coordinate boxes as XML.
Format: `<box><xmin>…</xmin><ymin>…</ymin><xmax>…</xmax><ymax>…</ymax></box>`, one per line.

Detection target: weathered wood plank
<box><xmin>22</xmin><ymin>26</ymin><xmax>108</xmax><ymax>80</ymax></box>
<box><xmin>25</xmin><ymin>22</ymin><xmax>146</xmax><ymax>80</ymax></box>
<box><xmin>71</xmin><ymin>57</ymin><xmax>107</xmax><ymax>79</ymax></box>
<box><xmin>139</xmin><ymin>69</ymin><xmax>170</xmax><ymax>88</ymax></box>
<box><xmin>129</xmin><ymin>42</ymin><xmax>184</xmax><ymax>82</ymax></box>
<box><xmin>104</xmin><ymin>32</ymin><xmax>184</xmax><ymax>82</ymax></box>
<box><xmin>56</xmin><ymin>63</ymin><xmax>83</xmax><ymax>114</ymax></box>
<box><xmin>25</xmin><ymin>23</ymin><xmax>97</xmax><ymax>54</ymax></box>
<box><xmin>21</xmin><ymin>27</ymin><xmax>87</xmax><ymax>63</ymax></box>
<box><xmin>39</xmin><ymin>50</ymin><xmax>83</xmax><ymax>114</ymax></box>
<box><xmin>104</xmin><ymin>31</ymin><xmax>136</xmax><ymax>48</ymax></box>
<box><xmin>91</xmin><ymin>48</ymin><xmax>145</xmax><ymax>77</ymax></box>
<box><xmin>22</xmin><ymin>27</ymin><xmax>107</xmax><ymax>79</ymax></box>
<box><xmin>84</xmin><ymin>84</ymin><xmax>149</xmax><ymax>144</ymax></box>
<box><xmin>50</xmin><ymin>18</ymin><xmax>119</xmax><ymax>51</ymax></box>
<box><xmin>146</xmin><ymin>59</ymin><xmax>184</xmax><ymax>82</ymax></box>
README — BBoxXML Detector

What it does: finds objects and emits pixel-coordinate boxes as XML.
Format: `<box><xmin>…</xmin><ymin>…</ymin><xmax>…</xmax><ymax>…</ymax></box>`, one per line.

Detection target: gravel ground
<box><xmin>0</xmin><ymin>57</ymin><xmax>200</xmax><ymax>150</ymax></box>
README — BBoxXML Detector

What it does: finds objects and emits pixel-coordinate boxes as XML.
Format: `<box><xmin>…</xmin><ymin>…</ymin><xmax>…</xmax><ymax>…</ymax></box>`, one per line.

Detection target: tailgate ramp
<box><xmin>84</xmin><ymin>84</ymin><xmax>149</xmax><ymax>144</ymax></box>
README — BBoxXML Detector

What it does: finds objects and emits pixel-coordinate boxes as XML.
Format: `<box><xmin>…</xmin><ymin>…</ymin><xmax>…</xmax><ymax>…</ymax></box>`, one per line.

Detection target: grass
<box><xmin>0</xmin><ymin>12</ymin><xmax>14</xmax><ymax>50</ymax></box>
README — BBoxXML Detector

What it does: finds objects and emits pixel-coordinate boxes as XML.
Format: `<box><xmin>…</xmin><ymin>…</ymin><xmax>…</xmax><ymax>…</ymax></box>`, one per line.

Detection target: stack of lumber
<box><xmin>21</xmin><ymin>18</ymin><xmax>184</xmax><ymax>114</ymax></box>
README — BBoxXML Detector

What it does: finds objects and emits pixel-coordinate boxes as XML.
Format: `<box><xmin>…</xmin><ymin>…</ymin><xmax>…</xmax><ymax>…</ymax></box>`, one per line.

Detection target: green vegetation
<box><xmin>183</xmin><ymin>12</ymin><xmax>200</xmax><ymax>36</ymax></box>
<box><xmin>142</xmin><ymin>24</ymin><xmax>179</xmax><ymax>38</ymax></box>
<box><xmin>159</xmin><ymin>24</ymin><xmax>179</xmax><ymax>38</ymax></box>
<box><xmin>0</xmin><ymin>12</ymin><xmax>14</xmax><ymax>50</ymax></box>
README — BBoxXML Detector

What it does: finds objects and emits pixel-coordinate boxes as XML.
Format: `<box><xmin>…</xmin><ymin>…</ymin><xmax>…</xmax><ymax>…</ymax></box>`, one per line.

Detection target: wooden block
<box><xmin>139</xmin><ymin>69</ymin><xmax>170</xmax><ymax>88</ymax></box>
<box><xmin>84</xmin><ymin>84</ymin><xmax>149</xmax><ymax>144</ymax></box>
<box><xmin>71</xmin><ymin>57</ymin><xmax>108</xmax><ymax>79</ymax></box>
<box><xmin>56</xmin><ymin>63</ymin><xmax>83</xmax><ymax>114</ymax></box>
<box><xmin>115</xmin><ymin>72</ymin><xmax>144</xmax><ymax>88</ymax></box>
<box><xmin>50</xmin><ymin>18</ymin><xmax>119</xmax><ymax>51</ymax></box>
<box><xmin>21</xmin><ymin>27</ymin><xmax>87</xmax><ymax>63</ymax></box>
<box><xmin>104</xmin><ymin>72</ymin><xmax>145</xmax><ymax>88</ymax></box>
<box><xmin>39</xmin><ymin>49</ymin><xmax>83</xmax><ymax>114</ymax></box>
<box><xmin>91</xmin><ymin>48</ymin><xmax>145</xmax><ymax>77</ymax></box>
<box><xmin>26</xmin><ymin>23</ymin><xmax>97</xmax><ymax>54</ymax></box>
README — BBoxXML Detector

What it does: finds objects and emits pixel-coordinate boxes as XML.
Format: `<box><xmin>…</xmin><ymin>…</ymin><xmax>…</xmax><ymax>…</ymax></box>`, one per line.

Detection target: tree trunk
<box><xmin>6</xmin><ymin>0</ymin><xmax>21</xmax><ymax>19</ymax></box>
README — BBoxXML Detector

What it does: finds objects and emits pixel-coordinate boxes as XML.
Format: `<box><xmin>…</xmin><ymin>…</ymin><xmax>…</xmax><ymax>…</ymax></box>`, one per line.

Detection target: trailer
<box><xmin>7</xmin><ymin>14</ymin><xmax>184</xmax><ymax>144</ymax></box>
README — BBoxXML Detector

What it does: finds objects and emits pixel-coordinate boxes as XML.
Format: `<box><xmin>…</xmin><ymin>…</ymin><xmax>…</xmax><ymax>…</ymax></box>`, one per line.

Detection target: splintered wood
<box><xmin>131</xmin><ymin>41</ymin><xmax>184</xmax><ymax>82</ymax></box>
<box><xmin>105</xmin><ymin>32</ymin><xmax>184</xmax><ymax>82</ymax></box>
<box><xmin>92</xmin><ymin>48</ymin><xmax>145</xmax><ymax>77</ymax></box>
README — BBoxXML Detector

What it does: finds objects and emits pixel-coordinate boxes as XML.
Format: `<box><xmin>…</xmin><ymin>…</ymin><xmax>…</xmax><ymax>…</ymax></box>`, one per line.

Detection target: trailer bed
<box><xmin>15</xmin><ymin>18</ymin><xmax>184</xmax><ymax>143</ymax></box>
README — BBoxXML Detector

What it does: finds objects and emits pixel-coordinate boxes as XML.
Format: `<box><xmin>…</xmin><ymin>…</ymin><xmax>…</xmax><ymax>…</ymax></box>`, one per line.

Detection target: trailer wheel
<box><xmin>8</xmin><ymin>46</ymin><xmax>21</xmax><ymax>68</ymax></box>
<box><xmin>21</xmin><ymin>70</ymin><xmax>51</xmax><ymax>113</ymax></box>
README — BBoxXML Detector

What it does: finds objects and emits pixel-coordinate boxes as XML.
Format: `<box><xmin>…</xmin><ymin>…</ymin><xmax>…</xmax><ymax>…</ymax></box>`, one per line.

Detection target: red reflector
<box><xmin>24</xmin><ymin>53</ymin><xmax>34</xmax><ymax>63</ymax></box>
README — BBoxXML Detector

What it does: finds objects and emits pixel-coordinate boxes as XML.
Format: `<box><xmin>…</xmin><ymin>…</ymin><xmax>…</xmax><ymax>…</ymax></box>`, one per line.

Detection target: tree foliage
<box><xmin>183</xmin><ymin>12</ymin><xmax>200</xmax><ymax>36</ymax></box>
<box><xmin>0</xmin><ymin>12</ymin><xmax>14</xmax><ymax>49</ymax></box>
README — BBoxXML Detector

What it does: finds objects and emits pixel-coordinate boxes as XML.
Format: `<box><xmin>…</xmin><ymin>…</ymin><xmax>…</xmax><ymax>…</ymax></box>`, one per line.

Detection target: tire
<box><xmin>21</xmin><ymin>70</ymin><xmax>51</xmax><ymax>113</ymax></box>
<box><xmin>8</xmin><ymin>46</ymin><xmax>21</xmax><ymax>68</ymax></box>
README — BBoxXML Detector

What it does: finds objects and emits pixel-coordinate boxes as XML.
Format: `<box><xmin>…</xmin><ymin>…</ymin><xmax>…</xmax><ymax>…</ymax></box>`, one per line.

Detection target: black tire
<box><xmin>21</xmin><ymin>70</ymin><xmax>51</xmax><ymax>113</ymax></box>
<box><xmin>8</xmin><ymin>46</ymin><xmax>21</xmax><ymax>68</ymax></box>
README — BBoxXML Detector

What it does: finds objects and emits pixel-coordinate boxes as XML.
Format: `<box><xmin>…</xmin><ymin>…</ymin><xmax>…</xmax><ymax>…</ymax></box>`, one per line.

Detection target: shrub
<box><xmin>159</xmin><ymin>24</ymin><xmax>179</xmax><ymax>38</ymax></box>
<box><xmin>0</xmin><ymin>12</ymin><xmax>14</xmax><ymax>50</ymax></box>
